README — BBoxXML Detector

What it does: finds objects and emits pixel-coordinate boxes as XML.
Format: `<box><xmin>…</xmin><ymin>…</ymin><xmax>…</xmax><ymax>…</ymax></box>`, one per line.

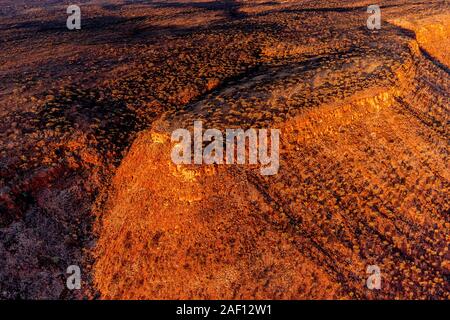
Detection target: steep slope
<box><xmin>93</xmin><ymin>11</ymin><xmax>449</xmax><ymax>299</ymax></box>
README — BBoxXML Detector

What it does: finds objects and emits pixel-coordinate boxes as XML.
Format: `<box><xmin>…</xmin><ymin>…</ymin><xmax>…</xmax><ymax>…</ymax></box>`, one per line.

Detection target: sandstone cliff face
<box><xmin>93</xmin><ymin>10</ymin><xmax>449</xmax><ymax>299</ymax></box>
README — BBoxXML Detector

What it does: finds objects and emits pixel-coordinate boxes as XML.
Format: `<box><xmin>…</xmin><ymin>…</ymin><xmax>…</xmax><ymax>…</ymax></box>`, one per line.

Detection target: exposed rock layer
<box><xmin>94</xmin><ymin>8</ymin><xmax>449</xmax><ymax>299</ymax></box>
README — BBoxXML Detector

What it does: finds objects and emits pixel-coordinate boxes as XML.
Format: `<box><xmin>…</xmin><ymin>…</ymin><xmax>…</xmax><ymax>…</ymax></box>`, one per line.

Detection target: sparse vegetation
<box><xmin>0</xmin><ymin>0</ymin><xmax>448</xmax><ymax>300</ymax></box>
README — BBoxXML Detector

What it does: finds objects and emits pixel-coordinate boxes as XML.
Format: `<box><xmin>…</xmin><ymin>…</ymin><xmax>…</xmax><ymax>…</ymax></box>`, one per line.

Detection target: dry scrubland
<box><xmin>0</xmin><ymin>0</ymin><xmax>449</xmax><ymax>299</ymax></box>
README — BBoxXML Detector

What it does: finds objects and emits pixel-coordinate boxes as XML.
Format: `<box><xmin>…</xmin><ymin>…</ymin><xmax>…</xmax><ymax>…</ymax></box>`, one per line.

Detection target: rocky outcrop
<box><xmin>93</xmin><ymin>13</ymin><xmax>450</xmax><ymax>299</ymax></box>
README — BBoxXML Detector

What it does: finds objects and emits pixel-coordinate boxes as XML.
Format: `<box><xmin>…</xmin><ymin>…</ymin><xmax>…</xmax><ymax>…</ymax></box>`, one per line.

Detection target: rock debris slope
<box><xmin>93</xmin><ymin>2</ymin><xmax>449</xmax><ymax>299</ymax></box>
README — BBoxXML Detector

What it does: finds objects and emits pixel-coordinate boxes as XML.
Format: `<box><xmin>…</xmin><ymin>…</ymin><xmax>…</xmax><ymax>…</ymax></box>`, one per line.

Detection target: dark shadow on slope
<box><xmin>147</xmin><ymin>0</ymin><xmax>246</xmax><ymax>19</ymax></box>
<box><xmin>252</xmin><ymin>1</ymin><xmax>433</xmax><ymax>18</ymax></box>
